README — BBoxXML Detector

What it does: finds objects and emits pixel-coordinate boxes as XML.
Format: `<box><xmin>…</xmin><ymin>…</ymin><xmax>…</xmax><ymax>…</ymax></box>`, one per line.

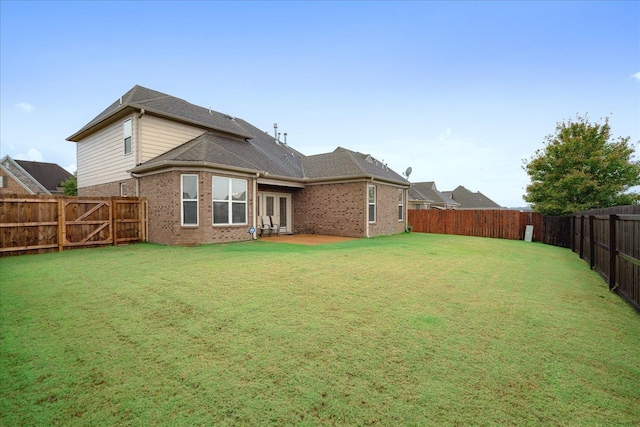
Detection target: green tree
<box><xmin>523</xmin><ymin>115</ymin><xmax>640</xmax><ymax>215</ymax></box>
<box><xmin>61</xmin><ymin>171</ymin><xmax>77</xmax><ymax>196</ymax></box>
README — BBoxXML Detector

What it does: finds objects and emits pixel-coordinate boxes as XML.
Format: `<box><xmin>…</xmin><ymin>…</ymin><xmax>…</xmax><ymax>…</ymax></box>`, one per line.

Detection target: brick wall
<box><xmin>140</xmin><ymin>170</ymin><xmax>256</xmax><ymax>246</ymax></box>
<box><xmin>293</xmin><ymin>181</ymin><xmax>367</xmax><ymax>237</ymax></box>
<box><xmin>368</xmin><ymin>184</ymin><xmax>406</xmax><ymax>237</ymax></box>
<box><xmin>78</xmin><ymin>178</ymin><xmax>138</xmax><ymax>197</ymax></box>
<box><xmin>0</xmin><ymin>172</ymin><xmax>33</xmax><ymax>195</ymax></box>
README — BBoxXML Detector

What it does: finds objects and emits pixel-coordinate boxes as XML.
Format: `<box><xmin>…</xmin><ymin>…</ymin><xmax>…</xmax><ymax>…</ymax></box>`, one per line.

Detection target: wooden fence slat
<box><xmin>1</xmin><ymin>196</ymin><xmax>146</xmax><ymax>256</ymax></box>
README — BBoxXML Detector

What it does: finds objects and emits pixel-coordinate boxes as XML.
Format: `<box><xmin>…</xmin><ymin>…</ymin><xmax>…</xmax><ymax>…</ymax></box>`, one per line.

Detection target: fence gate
<box><xmin>61</xmin><ymin>200</ymin><xmax>112</xmax><ymax>249</ymax></box>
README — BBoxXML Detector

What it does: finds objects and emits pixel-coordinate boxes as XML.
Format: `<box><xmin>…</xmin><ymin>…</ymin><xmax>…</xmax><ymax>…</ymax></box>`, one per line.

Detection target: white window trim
<box><xmin>368</xmin><ymin>184</ymin><xmax>376</xmax><ymax>223</ymax></box>
<box><xmin>123</xmin><ymin>119</ymin><xmax>133</xmax><ymax>156</ymax></box>
<box><xmin>212</xmin><ymin>176</ymin><xmax>248</xmax><ymax>226</ymax></box>
<box><xmin>181</xmin><ymin>174</ymin><xmax>198</xmax><ymax>226</ymax></box>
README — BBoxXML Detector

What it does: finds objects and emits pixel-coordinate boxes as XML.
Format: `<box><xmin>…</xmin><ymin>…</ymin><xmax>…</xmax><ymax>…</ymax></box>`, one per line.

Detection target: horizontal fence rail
<box><xmin>0</xmin><ymin>195</ymin><xmax>147</xmax><ymax>256</ymax></box>
<box><xmin>408</xmin><ymin>209</ymin><xmax>546</xmax><ymax>242</ymax></box>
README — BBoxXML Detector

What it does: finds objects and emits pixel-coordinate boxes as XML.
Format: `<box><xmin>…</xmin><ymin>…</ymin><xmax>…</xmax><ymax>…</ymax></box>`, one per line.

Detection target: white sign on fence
<box><xmin>524</xmin><ymin>225</ymin><xmax>534</xmax><ymax>242</ymax></box>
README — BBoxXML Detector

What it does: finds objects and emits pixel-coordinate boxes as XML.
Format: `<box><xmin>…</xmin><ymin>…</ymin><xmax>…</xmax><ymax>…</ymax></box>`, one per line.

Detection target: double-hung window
<box><xmin>368</xmin><ymin>184</ymin><xmax>376</xmax><ymax>223</ymax></box>
<box><xmin>213</xmin><ymin>176</ymin><xmax>247</xmax><ymax>225</ymax></box>
<box><xmin>398</xmin><ymin>189</ymin><xmax>404</xmax><ymax>221</ymax></box>
<box><xmin>181</xmin><ymin>174</ymin><xmax>198</xmax><ymax>226</ymax></box>
<box><xmin>123</xmin><ymin>119</ymin><xmax>132</xmax><ymax>155</ymax></box>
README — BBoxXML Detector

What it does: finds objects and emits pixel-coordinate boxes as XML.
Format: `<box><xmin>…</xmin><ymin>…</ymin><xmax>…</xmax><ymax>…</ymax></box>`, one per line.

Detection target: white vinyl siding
<box><xmin>123</xmin><ymin>119</ymin><xmax>132</xmax><ymax>155</ymax></box>
<box><xmin>76</xmin><ymin>117</ymin><xmax>137</xmax><ymax>188</ymax></box>
<box><xmin>139</xmin><ymin>115</ymin><xmax>205</xmax><ymax>163</ymax></box>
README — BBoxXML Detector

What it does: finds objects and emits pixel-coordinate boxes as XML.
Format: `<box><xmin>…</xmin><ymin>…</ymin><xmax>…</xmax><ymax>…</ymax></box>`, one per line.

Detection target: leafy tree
<box><xmin>523</xmin><ymin>115</ymin><xmax>640</xmax><ymax>215</ymax></box>
<box><xmin>61</xmin><ymin>171</ymin><xmax>77</xmax><ymax>196</ymax></box>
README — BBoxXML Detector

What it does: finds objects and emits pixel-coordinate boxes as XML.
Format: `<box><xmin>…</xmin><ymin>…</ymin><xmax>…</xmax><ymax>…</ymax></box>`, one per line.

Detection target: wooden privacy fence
<box><xmin>0</xmin><ymin>195</ymin><xmax>147</xmax><ymax>256</ymax></box>
<box><xmin>408</xmin><ymin>209</ymin><xmax>546</xmax><ymax>242</ymax></box>
<box><xmin>572</xmin><ymin>206</ymin><xmax>640</xmax><ymax>312</ymax></box>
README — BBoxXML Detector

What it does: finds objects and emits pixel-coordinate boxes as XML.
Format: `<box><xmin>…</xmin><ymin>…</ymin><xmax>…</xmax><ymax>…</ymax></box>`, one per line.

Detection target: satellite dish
<box><xmin>405</xmin><ymin>167</ymin><xmax>412</xmax><ymax>178</ymax></box>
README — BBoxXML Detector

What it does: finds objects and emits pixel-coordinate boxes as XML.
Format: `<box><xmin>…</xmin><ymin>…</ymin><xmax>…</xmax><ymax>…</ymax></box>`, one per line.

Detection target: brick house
<box><xmin>0</xmin><ymin>155</ymin><xmax>73</xmax><ymax>195</ymax></box>
<box><xmin>67</xmin><ymin>85</ymin><xmax>409</xmax><ymax>245</ymax></box>
<box><xmin>442</xmin><ymin>185</ymin><xmax>503</xmax><ymax>209</ymax></box>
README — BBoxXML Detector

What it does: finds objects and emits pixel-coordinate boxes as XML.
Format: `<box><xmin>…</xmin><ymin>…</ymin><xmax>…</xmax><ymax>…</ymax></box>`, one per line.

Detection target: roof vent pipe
<box><xmin>278</xmin><ymin>132</ymin><xmax>281</xmax><ymax>143</ymax></box>
<box><xmin>284</xmin><ymin>133</ymin><xmax>287</xmax><ymax>145</ymax></box>
<box><xmin>119</xmin><ymin>96</ymin><xmax>123</xmax><ymax>105</ymax></box>
<box><xmin>273</xmin><ymin>123</ymin><xmax>278</xmax><ymax>143</ymax></box>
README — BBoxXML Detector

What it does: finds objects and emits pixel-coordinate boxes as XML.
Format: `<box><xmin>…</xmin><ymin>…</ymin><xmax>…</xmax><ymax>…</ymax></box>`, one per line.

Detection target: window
<box><xmin>213</xmin><ymin>176</ymin><xmax>247</xmax><ymax>225</ymax></box>
<box><xmin>398</xmin><ymin>189</ymin><xmax>404</xmax><ymax>221</ymax></box>
<box><xmin>0</xmin><ymin>176</ymin><xmax>6</xmax><ymax>188</ymax></box>
<box><xmin>123</xmin><ymin>119</ymin><xmax>132</xmax><ymax>155</ymax></box>
<box><xmin>181</xmin><ymin>174</ymin><xmax>198</xmax><ymax>226</ymax></box>
<box><xmin>368</xmin><ymin>184</ymin><xmax>376</xmax><ymax>223</ymax></box>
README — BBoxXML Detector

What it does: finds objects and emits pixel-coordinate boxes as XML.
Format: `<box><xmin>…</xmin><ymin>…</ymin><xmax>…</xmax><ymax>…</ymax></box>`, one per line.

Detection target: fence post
<box><xmin>589</xmin><ymin>216</ymin><xmax>595</xmax><ymax>270</ymax></box>
<box><xmin>609</xmin><ymin>214</ymin><xmax>617</xmax><ymax>290</ymax></box>
<box><xmin>579</xmin><ymin>215</ymin><xmax>585</xmax><ymax>260</ymax></box>
<box><xmin>57</xmin><ymin>198</ymin><xmax>64</xmax><ymax>252</ymax></box>
<box><xmin>112</xmin><ymin>198</ymin><xmax>117</xmax><ymax>246</ymax></box>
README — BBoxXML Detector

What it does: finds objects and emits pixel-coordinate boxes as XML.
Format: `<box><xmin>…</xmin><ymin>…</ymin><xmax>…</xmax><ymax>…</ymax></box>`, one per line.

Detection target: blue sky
<box><xmin>1</xmin><ymin>1</ymin><xmax>638</xmax><ymax>207</ymax></box>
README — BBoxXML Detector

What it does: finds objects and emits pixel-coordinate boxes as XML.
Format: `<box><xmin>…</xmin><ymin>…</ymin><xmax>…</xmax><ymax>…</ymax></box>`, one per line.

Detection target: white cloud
<box><xmin>633</xmin><ymin>72</ymin><xmax>640</xmax><ymax>81</ymax></box>
<box><xmin>15</xmin><ymin>102</ymin><xmax>34</xmax><ymax>113</ymax></box>
<box><xmin>65</xmin><ymin>164</ymin><xmax>77</xmax><ymax>173</ymax></box>
<box><xmin>15</xmin><ymin>148</ymin><xmax>43</xmax><ymax>162</ymax></box>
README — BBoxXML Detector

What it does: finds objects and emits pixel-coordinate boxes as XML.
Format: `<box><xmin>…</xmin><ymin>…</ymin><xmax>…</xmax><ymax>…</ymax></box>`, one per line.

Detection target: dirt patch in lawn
<box><xmin>259</xmin><ymin>234</ymin><xmax>357</xmax><ymax>245</ymax></box>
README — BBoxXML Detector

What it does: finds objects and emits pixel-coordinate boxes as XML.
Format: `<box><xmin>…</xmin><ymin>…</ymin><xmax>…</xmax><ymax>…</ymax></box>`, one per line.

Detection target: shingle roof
<box><xmin>302</xmin><ymin>148</ymin><xmax>408</xmax><ymax>185</ymax></box>
<box><xmin>132</xmin><ymin>131</ymin><xmax>306</xmax><ymax>179</ymax></box>
<box><xmin>67</xmin><ymin>85</ymin><xmax>253</xmax><ymax>141</ymax></box>
<box><xmin>78</xmin><ymin>85</ymin><xmax>408</xmax><ymax>185</ymax></box>
<box><xmin>445</xmin><ymin>185</ymin><xmax>502</xmax><ymax>209</ymax></box>
<box><xmin>410</xmin><ymin>182</ymin><xmax>459</xmax><ymax>206</ymax></box>
<box><xmin>14</xmin><ymin>160</ymin><xmax>73</xmax><ymax>193</ymax></box>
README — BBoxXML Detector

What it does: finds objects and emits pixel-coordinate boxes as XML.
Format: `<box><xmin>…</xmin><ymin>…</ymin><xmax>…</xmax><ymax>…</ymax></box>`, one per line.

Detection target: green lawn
<box><xmin>1</xmin><ymin>233</ymin><xmax>638</xmax><ymax>426</ymax></box>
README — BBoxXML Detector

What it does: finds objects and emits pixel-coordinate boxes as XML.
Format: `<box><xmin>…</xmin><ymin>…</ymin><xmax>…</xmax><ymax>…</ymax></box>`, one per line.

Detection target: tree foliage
<box><xmin>523</xmin><ymin>115</ymin><xmax>640</xmax><ymax>215</ymax></box>
<box><xmin>61</xmin><ymin>171</ymin><xmax>77</xmax><ymax>196</ymax></box>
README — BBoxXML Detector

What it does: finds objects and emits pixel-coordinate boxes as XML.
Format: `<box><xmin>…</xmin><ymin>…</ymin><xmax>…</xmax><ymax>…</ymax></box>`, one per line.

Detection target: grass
<box><xmin>1</xmin><ymin>233</ymin><xmax>639</xmax><ymax>426</ymax></box>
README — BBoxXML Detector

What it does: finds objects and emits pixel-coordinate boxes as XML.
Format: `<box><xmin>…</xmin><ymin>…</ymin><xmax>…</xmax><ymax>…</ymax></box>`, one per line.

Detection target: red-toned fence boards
<box><xmin>0</xmin><ymin>195</ymin><xmax>147</xmax><ymax>256</ymax></box>
<box><xmin>408</xmin><ymin>209</ymin><xmax>543</xmax><ymax>241</ymax></box>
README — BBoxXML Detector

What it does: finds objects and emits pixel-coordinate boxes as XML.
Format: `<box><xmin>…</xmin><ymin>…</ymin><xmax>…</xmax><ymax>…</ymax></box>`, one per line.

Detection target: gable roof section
<box><xmin>410</xmin><ymin>181</ymin><xmax>459</xmax><ymax>206</ymax></box>
<box><xmin>1</xmin><ymin>155</ymin><xmax>72</xmax><ymax>194</ymax></box>
<box><xmin>303</xmin><ymin>148</ymin><xmax>408</xmax><ymax>185</ymax></box>
<box><xmin>445</xmin><ymin>185</ymin><xmax>502</xmax><ymax>209</ymax></box>
<box><xmin>131</xmin><ymin>130</ymin><xmax>306</xmax><ymax>180</ymax></box>
<box><xmin>67</xmin><ymin>85</ymin><xmax>253</xmax><ymax>141</ymax></box>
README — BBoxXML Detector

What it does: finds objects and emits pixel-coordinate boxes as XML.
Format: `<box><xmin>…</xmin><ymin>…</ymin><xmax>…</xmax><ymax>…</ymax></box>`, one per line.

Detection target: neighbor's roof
<box><xmin>408</xmin><ymin>185</ymin><xmax>434</xmax><ymax>203</ymax></box>
<box><xmin>67</xmin><ymin>85</ymin><xmax>253</xmax><ymax>141</ymax></box>
<box><xmin>410</xmin><ymin>182</ymin><xmax>459</xmax><ymax>206</ymax></box>
<box><xmin>14</xmin><ymin>160</ymin><xmax>73</xmax><ymax>192</ymax></box>
<box><xmin>444</xmin><ymin>185</ymin><xmax>502</xmax><ymax>209</ymax></box>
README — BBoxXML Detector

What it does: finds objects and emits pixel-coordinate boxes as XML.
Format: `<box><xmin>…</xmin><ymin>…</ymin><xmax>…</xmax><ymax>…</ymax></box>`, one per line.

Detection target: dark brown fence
<box><xmin>572</xmin><ymin>206</ymin><xmax>640</xmax><ymax>312</ymax></box>
<box><xmin>0</xmin><ymin>195</ymin><xmax>147</xmax><ymax>256</ymax></box>
<box><xmin>408</xmin><ymin>209</ymin><xmax>544</xmax><ymax>241</ymax></box>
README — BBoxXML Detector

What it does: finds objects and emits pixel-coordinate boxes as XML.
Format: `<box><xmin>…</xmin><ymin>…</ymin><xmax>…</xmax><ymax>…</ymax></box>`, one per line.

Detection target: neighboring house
<box><xmin>67</xmin><ymin>85</ymin><xmax>409</xmax><ymax>245</ymax></box>
<box><xmin>442</xmin><ymin>185</ymin><xmax>503</xmax><ymax>210</ymax></box>
<box><xmin>407</xmin><ymin>185</ymin><xmax>433</xmax><ymax>210</ymax></box>
<box><xmin>0</xmin><ymin>155</ymin><xmax>73</xmax><ymax>195</ymax></box>
<box><xmin>409</xmin><ymin>182</ymin><xmax>459</xmax><ymax>210</ymax></box>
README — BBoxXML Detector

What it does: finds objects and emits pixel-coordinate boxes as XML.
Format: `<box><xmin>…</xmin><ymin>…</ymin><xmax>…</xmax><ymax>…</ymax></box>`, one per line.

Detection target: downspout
<box><xmin>253</xmin><ymin>172</ymin><xmax>259</xmax><ymax>239</ymax></box>
<box><xmin>135</xmin><ymin>109</ymin><xmax>145</xmax><ymax>197</ymax></box>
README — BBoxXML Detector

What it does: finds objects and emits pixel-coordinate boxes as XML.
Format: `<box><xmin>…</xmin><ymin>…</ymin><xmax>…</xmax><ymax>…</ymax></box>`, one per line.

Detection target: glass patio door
<box><xmin>260</xmin><ymin>193</ymin><xmax>291</xmax><ymax>233</ymax></box>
